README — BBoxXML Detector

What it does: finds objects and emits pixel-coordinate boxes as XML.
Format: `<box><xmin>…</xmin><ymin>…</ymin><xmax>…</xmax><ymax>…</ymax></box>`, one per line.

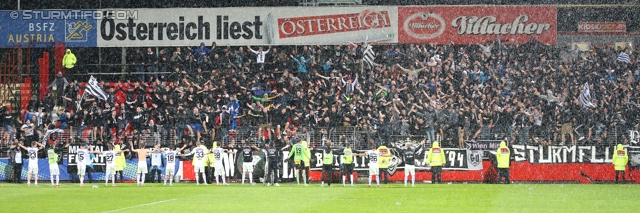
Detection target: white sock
<box><xmin>170</xmin><ymin>175</ymin><xmax>173</xmax><ymax>185</ymax></box>
<box><xmin>350</xmin><ymin>175</ymin><xmax>353</xmax><ymax>185</ymax></box>
<box><xmin>342</xmin><ymin>176</ymin><xmax>345</xmax><ymax>185</ymax></box>
<box><xmin>106</xmin><ymin>175</ymin><xmax>109</xmax><ymax>185</ymax></box>
<box><xmin>141</xmin><ymin>174</ymin><xmax>146</xmax><ymax>184</ymax></box>
<box><xmin>80</xmin><ymin>175</ymin><xmax>84</xmax><ymax>184</ymax></box>
<box><xmin>376</xmin><ymin>176</ymin><xmax>379</xmax><ymax>185</ymax></box>
<box><xmin>404</xmin><ymin>174</ymin><xmax>408</xmax><ymax>186</ymax></box>
<box><xmin>368</xmin><ymin>176</ymin><xmax>371</xmax><ymax>185</ymax></box>
<box><xmin>196</xmin><ymin>173</ymin><xmax>200</xmax><ymax>184</ymax></box>
<box><xmin>51</xmin><ymin>176</ymin><xmax>55</xmax><ymax>185</ymax></box>
<box><xmin>242</xmin><ymin>172</ymin><xmax>246</xmax><ymax>184</ymax></box>
<box><xmin>222</xmin><ymin>175</ymin><xmax>226</xmax><ymax>184</ymax></box>
<box><xmin>164</xmin><ymin>177</ymin><xmax>167</xmax><ymax>185</ymax></box>
<box><xmin>202</xmin><ymin>173</ymin><xmax>207</xmax><ymax>184</ymax></box>
<box><xmin>215</xmin><ymin>175</ymin><xmax>219</xmax><ymax>184</ymax></box>
<box><xmin>412</xmin><ymin>175</ymin><xmax>415</xmax><ymax>185</ymax></box>
<box><xmin>249</xmin><ymin>173</ymin><xmax>253</xmax><ymax>184</ymax></box>
<box><xmin>56</xmin><ymin>175</ymin><xmax>60</xmax><ymax>185</ymax></box>
<box><xmin>136</xmin><ymin>174</ymin><xmax>141</xmax><ymax>184</ymax></box>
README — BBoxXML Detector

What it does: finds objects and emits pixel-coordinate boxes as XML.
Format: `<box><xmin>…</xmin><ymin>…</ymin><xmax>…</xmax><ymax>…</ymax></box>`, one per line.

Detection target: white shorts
<box><xmin>369</xmin><ymin>166</ymin><xmax>379</xmax><ymax>175</ymax></box>
<box><xmin>77</xmin><ymin>163</ymin><xmax>86</xmax><ymax>175</ymax></box>
<box><xmin>243</xmin><ymin>162</ymin><xmax>253</xmax><ymax>173</ymax></box>
<box><xmin>106</xmin><ymin>165</ymin><xmax>116</xmax><ymax>176</ymax></box>
<box><xmin>405</xmin><ymin>165</ymin><xmax>415</xmax><ymax>175</ymax></box>
<box><xmin>49</xmin><ymin>164</ymin><xmax>60</xmax><ymax>175</ymax></box>
<box><xmin>166</xmin><ymin>163</ymin><xmax>175</xmax><ymax>175</ymax></box>
<box><xmin>214</xmin><ymin>165</ymin><xmax>225</xmax><ymax>176</ymax></box>
<box><xmin>28</xmin><ymin>165</ymin><xmax>38</xmax><ymax>174</ymax></box>
<box><xmin>137</xmin><ymin>161</ymin><xmax>148</xmax><ymax>174</ymax></box>
<box><xmin>194</xmin><ymin>165</ymin><xmax>205</xmax><ymax>173</ymax></box>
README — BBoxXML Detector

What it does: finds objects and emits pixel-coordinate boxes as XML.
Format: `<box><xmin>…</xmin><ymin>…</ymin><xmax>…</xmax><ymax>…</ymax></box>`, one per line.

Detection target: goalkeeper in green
<box><xmin>287</xmin><ymin>138</ymin><xmax>310</xmax><ymax>186</ymax></box>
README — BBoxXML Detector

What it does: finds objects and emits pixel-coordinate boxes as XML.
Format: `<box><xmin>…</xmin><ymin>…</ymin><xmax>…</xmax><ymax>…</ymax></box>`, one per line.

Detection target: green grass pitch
<box><xmin>1</xmin><ymin>182</ymin><xmax>639</xmax><ymax>212</ymax></box>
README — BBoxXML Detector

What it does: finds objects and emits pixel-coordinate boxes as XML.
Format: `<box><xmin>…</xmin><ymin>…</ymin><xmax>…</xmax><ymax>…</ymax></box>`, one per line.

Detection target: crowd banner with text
<box><xmin>97</xmin><ymin>6</ymin><xmax>398</xmax><ymax>47</ymax></box>
<box><xmin>397</xmin><ymin>6</ymin><xmax>557</xmax><ymax>45</ymax></box>
<box><xmin>465</xmin><ymin>140</ymin><xmax>502</xmax><ymax>151</ymax></box>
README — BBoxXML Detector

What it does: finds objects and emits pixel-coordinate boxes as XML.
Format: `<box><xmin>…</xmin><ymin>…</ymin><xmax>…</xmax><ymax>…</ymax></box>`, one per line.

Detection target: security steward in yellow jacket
<box><xmin>496</xmin><ymin>141</ymin><xmax>511</xmax><ymax>184</ymax></box>
<box><xmin>426</xmin><ymin>141</ymin><xmax>446</xmax><ymax>183</ymax></box>
<box><xmin>613</xmin><ymin>144</ymin><xmax>628</xmax><ymax>183</ymax></box>
<box><xmin>62</xmin><ymin>49</ymin><xmax>77</xmax><ymax>81</ymax></box>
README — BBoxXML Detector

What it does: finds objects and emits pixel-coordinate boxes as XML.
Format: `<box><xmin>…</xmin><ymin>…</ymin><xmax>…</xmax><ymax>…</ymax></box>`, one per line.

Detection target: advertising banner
<box><xmin>578</xmin><ymin>22</ymin><xmax>626</xmax><ymax>33</ymax></box>
<box><xmin>5</xmin><ymin>144</ymin><xmax>638</xmax><ymax>182</ymax></box>
<box><xmin>97</xmin><ymin>6</ymin><xmax>398</xmax><ymax>47</ymax></box>
<box><xmin>397</xmin><ymin>6</ymin><xmax>557</xmax><ymax>44</ymax></box>
<box><xmin>0</xmin><ymin>10</ymin><xmax>99</xmax><ymax>47</ymax></box>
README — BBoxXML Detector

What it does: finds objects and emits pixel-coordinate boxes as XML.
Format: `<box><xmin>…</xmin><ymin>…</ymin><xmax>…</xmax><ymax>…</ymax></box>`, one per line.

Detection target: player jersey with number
<box><xmin>290</xmin><ymin>144</ymin><xmax>307</xmax><ymax>161</ymax></box>
<box><xmin>242</xmin><ymin>147</ymin><xmax>253</xmax><ymax>163</ymax></box>
<box><xmin>191</xmin><ymin>147</ymin><xmax>206</xmax><ymax>166</ymax></box>
<box><xmin>77</xmin><ymin>149</ymin><xmax>88</xmax><ymax>165</ymax></box>
<box><xmin>104</xmin><ymin>151</ymin><xmax>116</xmax><ymax>167</ymax></box>
<box><xmin>27</xmin><ymin>147</ymin><xmax>39</xmax><ymax>164</ymax></box>
<box><xmin>212</xmin><ymin>148</ymin><xmax>224</xmax><ymax>162</ymax></box>
<box><xmin>366</xmin><ymin>150</ymin><xmax>379</xmax><ymax>167</ymax></box>
<box><xmin>166</xmin><ymin>151</ymin><xmax>177</xmax><ymax>165</ymax></box>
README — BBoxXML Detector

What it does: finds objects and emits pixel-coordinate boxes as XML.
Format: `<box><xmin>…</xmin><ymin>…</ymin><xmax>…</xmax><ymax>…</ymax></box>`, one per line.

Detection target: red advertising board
<box><xmin>278</xmin><ymin>10</ymin><xmax>392</xmax><ymax>39</ymax></box>
<box><xmin>398</xmin><ymin>6</ymin><xmax>557</xmax><ymax>44</ymax></box>
<box><xmin>578</xmin><ymin>22</ymin><xmax>626</xmax><ymax>33</ymax></box>
<box><xmin>309</xmin><ymin>162</ymin><xmax>639</xmax><ymax>183</ymax></box>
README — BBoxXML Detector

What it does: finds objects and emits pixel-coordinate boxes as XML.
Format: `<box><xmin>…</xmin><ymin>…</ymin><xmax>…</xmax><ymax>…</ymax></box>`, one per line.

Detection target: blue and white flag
<box><xmin>617</xmin><ymin>52</ymin><xmax>631</xmax><ymax>64</ymax></box>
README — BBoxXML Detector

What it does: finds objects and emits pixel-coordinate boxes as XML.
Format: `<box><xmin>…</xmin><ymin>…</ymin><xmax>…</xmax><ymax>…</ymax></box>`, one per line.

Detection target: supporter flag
<box><xmin>617</xmin><ymin>52</ymin><xmax>631</xmax><ymax>64</ymax></box>
<box><xmin>578</xmin><ymin>83</ymin><xmax>595</xmax><ymax>108</ymax></box>
<box><xmin>84</xmin><ymin>76</ymin><xmax>109</xmax><ymax>100</ymax></box>
<box><xmin>41</xmin><ymin>128</ymin><xmax>64</xmax><ymax>143</ymax></box>
<box><xmin>362</xmin><ymin>36</ymin><xmax>378</xmax><ymax>69</ymax></box>
<box><xmin>467</xmin><ymin>150</ymin><xmax>483</xmax><ymax>170</ymax></box>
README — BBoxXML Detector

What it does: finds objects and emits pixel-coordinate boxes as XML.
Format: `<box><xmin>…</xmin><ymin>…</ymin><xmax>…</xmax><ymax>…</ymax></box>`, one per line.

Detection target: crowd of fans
<box><xmin>2</xmin><ymin>38</ymin><xmax>640</xmax><ymax>149</ymax></box>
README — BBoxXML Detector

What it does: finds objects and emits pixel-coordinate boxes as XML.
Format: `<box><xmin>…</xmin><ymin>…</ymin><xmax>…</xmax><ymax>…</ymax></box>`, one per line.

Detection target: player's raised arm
<box><xmin>176</xmin><ymin>144</ymin><xmax>187</xmax><ymax>153</ymax></box>
<box><xmin>182</xmin><ymin>148</ymin><xmax>196</xmax><ymax>156</ymax></box>
<box><xmin>353</xmin><ymin>151</ymin><xmax>367</xmax><ymax>157</ymax></box>
<box><xmin>17</xmin><ymin>143</ymin><xmax>28</xmax><ymax>150</ymax></box>
<box><xmin>128</xmin><ymin>141</ymin><xmax>138</xmax><ymax>152</ymax></box>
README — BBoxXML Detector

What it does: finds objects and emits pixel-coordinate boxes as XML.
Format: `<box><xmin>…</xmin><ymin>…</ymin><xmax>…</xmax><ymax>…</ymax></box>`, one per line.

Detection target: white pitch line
<box><xmin>102</xmin><ymin>198</ymin><xmax>179</xmax><ymax>213</ymax></box>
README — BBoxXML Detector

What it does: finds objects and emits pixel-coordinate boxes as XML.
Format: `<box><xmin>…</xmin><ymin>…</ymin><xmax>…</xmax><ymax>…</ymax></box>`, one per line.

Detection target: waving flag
<box><xmin>617</xmin><ymin>52</ymin><xmax>631</xmax><ymax>64</ymax></box>
<box><xmin>41</xmin><ymin>128</ymin><xmax>65</xmax><ymax>144</ymax></box>
<box><xmin>84</xmin><ymin>76</ymin><xmax>108</xmax><ymax>100</ymax></box>
<box><xmin>362</xmin><ymin>36</ymin><xmax>378</xmax><ymax>69</ymax></box>
<box><xmin>578</xmin><ymin>83</ymin><xmax>595</xmax><ymax>108</ymax></box>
